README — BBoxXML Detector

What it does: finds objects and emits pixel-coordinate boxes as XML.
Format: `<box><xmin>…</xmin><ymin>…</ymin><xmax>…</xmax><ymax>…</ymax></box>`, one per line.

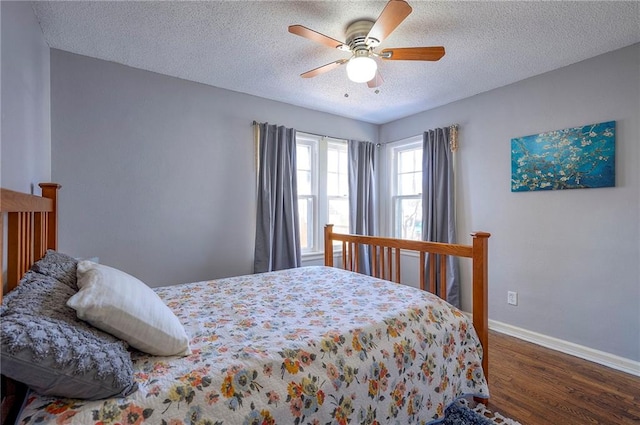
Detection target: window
<box><xmin>296</xmin><ymin>133</ymin><xmax>349</xmax><ymax>254</ymax></box>
<box><xmin>326</xmin><ymin>141</ymin><xmax>349</xmax><ymax>236</ymax></box>
<box><xmin>390</xmin><ymin>137</ymin><xmax>423</xmax><ymax>240</ymax></box>
<box><xmin>296</xmin><ymin>137</ymin><xmax>316</xmax><ymax>252</ymax></box>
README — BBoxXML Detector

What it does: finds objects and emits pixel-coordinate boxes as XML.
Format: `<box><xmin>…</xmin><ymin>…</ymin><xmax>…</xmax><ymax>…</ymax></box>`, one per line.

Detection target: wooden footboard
<box><xmin>0</xmin><ymin>183</ymin><xmax>60</xmax><ymax>303</ymax></box>
<box><xmin>323</xmin><ymin>224</ymin><xmax>491</xmax><ymax>381</ymax></box>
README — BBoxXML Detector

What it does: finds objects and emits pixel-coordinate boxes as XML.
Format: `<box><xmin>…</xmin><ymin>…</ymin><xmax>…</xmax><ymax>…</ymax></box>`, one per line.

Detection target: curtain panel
<box><xmin>348</xmin><ymin>140</ymin><xmax>377</xmax><ymax>275</ymax></box>
<box><xmin>254</xmin><ymin>123</ymin><xmax>301</xmax><ymax>273</ymax></box>
<box><xmin>422</xmin><ymin>128</ymin><xmax>461</xmax><ymax>308</ymax></box>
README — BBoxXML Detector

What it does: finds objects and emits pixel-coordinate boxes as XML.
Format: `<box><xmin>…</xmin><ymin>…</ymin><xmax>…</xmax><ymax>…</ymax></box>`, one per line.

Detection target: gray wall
<box><xmin>1</xmin><ymin>1</ymin><xmax>51</xmax><ymax>191</ymax></box>
<box><xmin>380</xmin><ymin>44</ymin><xmax>640</xmax><ymax>362</ymax></box>
<box><xmin>50</xmin><ymin>49</ymin><xmax>377</xmax><ymax>287</ymax></box>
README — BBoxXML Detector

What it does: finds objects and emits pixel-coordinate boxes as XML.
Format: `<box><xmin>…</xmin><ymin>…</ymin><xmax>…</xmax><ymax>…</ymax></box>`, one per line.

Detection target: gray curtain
<box><xmin>348</xmin><ymin>140</ymin><xmax>377</xmax><ymax>275</ymax></box>
<box><xmin>422</xmin><ymin>128</ymin><xmax>461</xmax><ymax>308</ymax></box>
<box><xmin>254</xmin><ymin>123</ymin><xmax>301</xmax><ymax>273</ymax></box>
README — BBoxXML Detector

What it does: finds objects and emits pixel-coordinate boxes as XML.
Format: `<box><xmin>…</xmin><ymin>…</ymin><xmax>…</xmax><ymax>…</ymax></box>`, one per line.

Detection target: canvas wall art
<box><xmin>511</xmin><ymin>121</ymin><xmax>615</xmax><ymax>192</ymax></box>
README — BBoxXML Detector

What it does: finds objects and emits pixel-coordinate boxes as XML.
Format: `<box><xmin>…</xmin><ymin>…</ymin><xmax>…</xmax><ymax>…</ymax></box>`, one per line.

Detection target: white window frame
<box><xmin>296</xmin><ymin>133</ymin><xmax>319</xmax><ymax>254</ymax></box>
<box><xmin>296</xmin><ymin>133</ymin><xmax>349</xmax><ymax>256</ymax></box>
<box><xmin>326</xmin><ymin>140</ymin><xmax>350</xmax><ymax>237</ymax></box>
<box><xmin>387</xmin><ymin>135</ymin><xmax>423</xmax><ymax>240</ymax></box>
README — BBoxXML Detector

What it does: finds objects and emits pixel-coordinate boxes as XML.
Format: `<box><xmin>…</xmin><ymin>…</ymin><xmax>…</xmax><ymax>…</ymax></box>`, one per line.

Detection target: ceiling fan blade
<box><xmin>367</xmin><ymin>71</ymin><xmax>384</xmax><ymax>88</ymax></box>
<box><xmin>300</xmin><ymin>59</ymin><xmax>348</xmax><ymax>78</ymax></box>
<box><xmin>381</xmin><ymin>46</ymin><xmax>445</xmax><ymax>61</ymax></box>
<box><xmin>366</xmin><ymin>0</ymin><xmax>412</xmax><ymax>44</ymax></box>
<box><xmin>289</xmin><ymin>25</ymin><xmax>347</xmax><ymax>50</ymax></box>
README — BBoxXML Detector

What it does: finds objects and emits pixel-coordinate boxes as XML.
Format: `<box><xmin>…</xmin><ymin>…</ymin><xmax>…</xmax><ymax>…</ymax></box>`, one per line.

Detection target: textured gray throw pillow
<box><xmin>30</xmin><ymin>249</ymin><xmax>79</xmax><ymax>291</ymax></box>
<box><xmin>1</xmin><ymin>269</ymin><xmax>138</xmax><ymax>400</ymax></box>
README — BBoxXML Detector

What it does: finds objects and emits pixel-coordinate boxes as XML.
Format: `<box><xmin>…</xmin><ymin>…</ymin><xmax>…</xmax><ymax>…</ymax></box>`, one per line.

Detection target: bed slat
<box><xmin>34</xmin><ymin>211</ymin><xmax>48</xmax><ymax>260</ymax></box>
<box><xmin>428</xmin><ymin>253</ymin><xmax>436</xmax><ymax>294</ymax></box>
<box><xmin>395</xmin><ymin>247</ymin><xmax>401</xmax><ymax>283</ymax></box>
<box><xmin>439</xmin><ymin>254</ymin><xmax>447</xmax><ymax>300</ymax></box>
<box><xmin>7</xmin><ymin>212</ymin><xmax>31</xmax><ymax>293</ymax></box>
<box><xmin>371</xmin><ymin>245</ymin><xmax>378</xmax><ymax>277</ymax></box>
<box><xmin>419</xmin><ymin>251</ymin><xmax>426</xmax><ymax>290</ymax></box>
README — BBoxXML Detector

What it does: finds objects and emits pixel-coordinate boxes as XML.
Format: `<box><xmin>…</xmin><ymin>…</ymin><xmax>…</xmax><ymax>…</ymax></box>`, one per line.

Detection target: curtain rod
<box><xmin>425</xmin><ymin>123</ymin><xmax>459</xmax><ymax>131</ymax></box>
<box><xmin>252</xmin><ymin>120</ymin><xmax>371</xmax><ymax>145</ymax></box>
<box><xmin>252</xmin><ymin>121</ymin><xmax>459</xmax><ymax>147</ymax></box>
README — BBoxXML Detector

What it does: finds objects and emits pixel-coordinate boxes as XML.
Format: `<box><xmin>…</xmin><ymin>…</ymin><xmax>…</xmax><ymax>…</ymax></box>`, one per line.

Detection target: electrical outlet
<box><xmin>507</xmin><ymin>291</ymin><xmax>518</xmax><ymax>306</ymax></box>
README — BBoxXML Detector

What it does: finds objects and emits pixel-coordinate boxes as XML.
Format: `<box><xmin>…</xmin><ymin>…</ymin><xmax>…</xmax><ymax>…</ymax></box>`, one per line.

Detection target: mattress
<box><xmin>16</xmin><ymin>266</ymin><xmax>488</xmax><ymax>424</ymax></box>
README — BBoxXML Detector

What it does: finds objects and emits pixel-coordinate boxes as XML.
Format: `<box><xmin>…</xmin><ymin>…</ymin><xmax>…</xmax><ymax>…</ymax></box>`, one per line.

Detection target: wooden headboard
<box><xmin>0</xmin><ymin>183</ymin><xmax>61</xmax><ymax>303</ymax></box>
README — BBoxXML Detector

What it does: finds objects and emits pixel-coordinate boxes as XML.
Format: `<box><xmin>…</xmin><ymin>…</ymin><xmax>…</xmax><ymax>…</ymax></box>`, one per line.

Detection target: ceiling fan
<box><xmin>288</xmin><ymin>0</ymin><xmax>445</xmax><ymax>88</ymax></box>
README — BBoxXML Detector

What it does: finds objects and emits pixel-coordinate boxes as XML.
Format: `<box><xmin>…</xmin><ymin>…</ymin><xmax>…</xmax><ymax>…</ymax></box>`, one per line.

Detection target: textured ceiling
<box><xmin>32</xmin><ymin>1</ymin><xmax>640</xmax><ymax>124</ymax></box>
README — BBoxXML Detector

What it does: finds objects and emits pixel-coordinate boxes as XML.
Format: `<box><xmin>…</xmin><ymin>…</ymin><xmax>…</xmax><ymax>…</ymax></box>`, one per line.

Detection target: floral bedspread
<box><xmin>17</xmin><ymin>266</ymin><xmax>488</xmax><ymax>425</ymax></box>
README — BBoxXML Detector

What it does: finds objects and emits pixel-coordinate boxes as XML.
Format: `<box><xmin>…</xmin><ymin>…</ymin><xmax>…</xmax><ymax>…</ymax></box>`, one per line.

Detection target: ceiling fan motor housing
<box><xmin>346</xmin><ymin>20</ymin><xmax>379</xmax><ymax>54</ymax></box>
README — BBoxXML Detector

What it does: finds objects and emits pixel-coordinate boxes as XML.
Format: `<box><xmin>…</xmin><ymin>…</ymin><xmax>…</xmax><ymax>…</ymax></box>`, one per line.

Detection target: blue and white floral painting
<box><xmin>511</xmin><ymin>121</ymin><xmax>615</xmax><ymax>192</ymax></box>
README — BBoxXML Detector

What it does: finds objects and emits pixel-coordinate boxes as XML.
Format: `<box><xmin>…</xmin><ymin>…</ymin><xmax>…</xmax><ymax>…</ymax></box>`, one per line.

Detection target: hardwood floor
<box><xmin>484</xmin><ymin>331</ymin><xmax>640</xmax><ymax>424</ymax></box>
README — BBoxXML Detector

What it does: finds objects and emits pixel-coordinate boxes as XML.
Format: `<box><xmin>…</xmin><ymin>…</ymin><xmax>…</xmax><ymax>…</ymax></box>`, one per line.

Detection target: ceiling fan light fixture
<box><xmin>289</xmin><ymin>1</ymin><xmax>445</xmax><ymax>87</ymax></box>
<box><xmin>346</xmin><ymin>56</ymin><xmax>377</xmax><ymax>83</ymax></box>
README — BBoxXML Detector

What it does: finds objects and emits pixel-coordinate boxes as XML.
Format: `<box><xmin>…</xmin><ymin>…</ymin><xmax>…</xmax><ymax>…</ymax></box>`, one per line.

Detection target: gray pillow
<box><xmin>30</xmin><ymin>249</ymin><xmax>79</xmax><ymax>291</ymax></box>
<box><xmin>1</xmin><ymin>275</ymin><xmax>138</xmax><ymax>400</ymax></box>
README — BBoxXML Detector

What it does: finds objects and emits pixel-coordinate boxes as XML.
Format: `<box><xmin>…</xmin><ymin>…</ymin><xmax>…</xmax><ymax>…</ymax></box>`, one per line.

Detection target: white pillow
<box><xmin>67</xmin><ymin>261</ymin><xmax>191</xmax><ymax>357</ymax></box>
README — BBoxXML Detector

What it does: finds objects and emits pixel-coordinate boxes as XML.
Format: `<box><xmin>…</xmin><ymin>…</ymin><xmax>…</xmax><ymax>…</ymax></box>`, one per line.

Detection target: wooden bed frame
<box><xmin>0</xmin><ymin>183</ymin><xmax>61</xmax><ymax>304</ymax></box>
<box><xmin>0</xmin><ymin>183</ymin><xmax>60</xmax><ymax>423</ymax></box>
<box><xmin>0</xmin><ymin>184</ymin><xmax>490</xmax><ymax>383</ymax></box>
<box><xmin>324</xmin><ymin>224</ymin><xmax>491</xmax><ymax>381</ymax></box>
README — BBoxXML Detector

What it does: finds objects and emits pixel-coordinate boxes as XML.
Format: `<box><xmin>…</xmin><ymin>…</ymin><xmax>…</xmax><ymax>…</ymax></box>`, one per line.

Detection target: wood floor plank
<box><xmin>484</xmin><ymin>331</ymin><xmax>640</xmax><ymax>424</ymax></box>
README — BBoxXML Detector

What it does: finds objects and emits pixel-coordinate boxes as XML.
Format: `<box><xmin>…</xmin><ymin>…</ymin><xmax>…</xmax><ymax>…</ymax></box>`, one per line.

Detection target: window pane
<box><xmin>327</xmin><ymin>173</ymin><xmax>338</xmax><ymax>194</ymax></box>
<box><xmin>297</xmin><ymin>170</ymin><xmax>312</xmax><ymax>195</ymax></box>
<box><xmin>338</xmin><ymin>174</ymin><xmax>348</xmax><ymax>197</ymax></box>
<box><xmin>398</xmin><ymin>171</ymin><xmax>421</xmax><ymax>196</ymax></box>
<box><xmin>297</xmin><ymin>145</ymin><xmax>311</xmax><ymax>170</ymax></box>
<box><xmin>298</xmin><ymin>197</ymin><xmax>314</xmax><ymax>250</ymax></box>
<box><xmin>327</xmin><ymin>149</ymin><xmax>338</xmax><ymax>173</ymax></box>
<box><xmin>338</xmin><ymin>149</ymin><xmax>348</xmax><ymax>196</ymax></box>
<box><xmin>327</xmin><ymin>144</ymin><xmax>348</xmax><ymax>197</ymax></box>
<box><xmin>327</xmin><ymin>175</ymin><xmax>349</xmax><ymax>197</ymax></box>
<box><xmin>398</xmin><ymin>148</ymin><xmax>420</xmax><ymax>173</ymax></box>
<box><xmin>328</xmin><ymin>198</ymin><xmax>349</xmax><ymax>235</ymax></box>
<box><xmin>395</xmin><ymin>197</ymin><xmax>422</xmax><ymax>240</ymax></box>
<box><xmin>397</xmin><ymin>146</ymin><xmax>422</xmax><ymax>197</ymax></box>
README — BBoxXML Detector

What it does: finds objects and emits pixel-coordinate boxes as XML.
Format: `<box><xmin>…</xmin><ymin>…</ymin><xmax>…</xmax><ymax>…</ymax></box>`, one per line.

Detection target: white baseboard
<box><xmin>488</xmin><ymin>319</ymin><xmax>640</xmax><ymax>377</ymax></box>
